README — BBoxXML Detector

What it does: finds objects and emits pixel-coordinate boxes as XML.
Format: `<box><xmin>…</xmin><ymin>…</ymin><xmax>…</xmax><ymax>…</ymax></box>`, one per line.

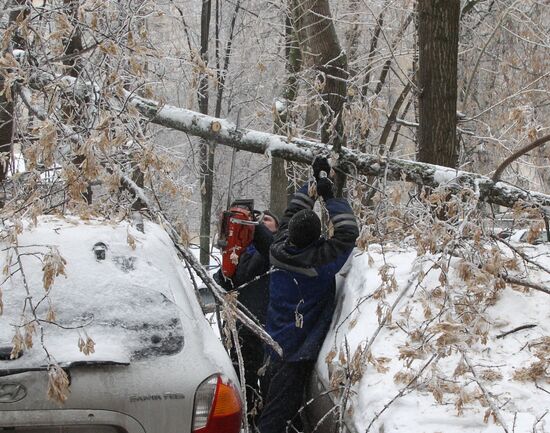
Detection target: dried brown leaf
<box><xmin>47</xmin><ymin>364</ymin><xmax>70</xmax><ymax>403</ymax></box>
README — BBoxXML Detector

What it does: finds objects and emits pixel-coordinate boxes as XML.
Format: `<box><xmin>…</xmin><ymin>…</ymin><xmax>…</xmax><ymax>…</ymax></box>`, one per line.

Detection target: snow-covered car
<box><xmin>0</xmin><ymin>216</ymin><xmax>242</xmax><ymax>433</ymax></box>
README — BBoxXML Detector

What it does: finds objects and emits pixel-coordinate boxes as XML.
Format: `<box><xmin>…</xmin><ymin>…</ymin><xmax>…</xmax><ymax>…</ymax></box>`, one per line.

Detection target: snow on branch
<box><xmin>22</xmin><ymin>60</ymin><xmax>550</xmax><ymax>210</ymax></box>
<box><xmin>129</xmin><ymin>95</ymin><xmax>550</xmax><ymax>210</ymax></box>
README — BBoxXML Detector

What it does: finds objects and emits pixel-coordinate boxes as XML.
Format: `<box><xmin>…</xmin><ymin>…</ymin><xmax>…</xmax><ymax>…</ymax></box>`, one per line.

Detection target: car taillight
<box><xmin>192</xmin><ymin>374</ymin><xmax>242</xmax><ymax>433</ymax></box>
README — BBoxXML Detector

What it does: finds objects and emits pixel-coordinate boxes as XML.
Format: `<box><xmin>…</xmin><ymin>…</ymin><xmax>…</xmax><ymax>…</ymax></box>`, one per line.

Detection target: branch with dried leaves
<box><xmin>19</xmin><ymin>59</ymin><xmax>550</xmax><ymax>209</ymax></box>
<box><xmin>365</xmin><ymin>353</ymin><xmax>440</xmax><ymax>433</ymax></box>
<box><xmin>363</xmin><ymin>271</ymin><xmax>419</xmax><ymax>356</ymax></box>
<box><xmin>118</xmin><ymin>172</ymin><xmax>283</xmax><ymax>356</ymax></box>
<box><xmin>492</xmin><ymin>235</ymin><xmax>550</xmax><ymax>276</ymax></box>
<box><xmin>462</xmin><ymin>352</ymin><xmax>510</xmax><ymax>433</ymax></box>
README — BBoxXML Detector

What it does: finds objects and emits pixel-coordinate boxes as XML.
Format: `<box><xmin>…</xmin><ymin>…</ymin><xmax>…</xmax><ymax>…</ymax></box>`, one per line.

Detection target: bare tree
<box><xmin>290</xmin><ymin>0</ymin><xmax>349</xmax><ymax>194</ymax></box>
<box><xmin>417</xmin><ymin>0</ymin><xmax>461</xmax><ymax>168</ymax></box>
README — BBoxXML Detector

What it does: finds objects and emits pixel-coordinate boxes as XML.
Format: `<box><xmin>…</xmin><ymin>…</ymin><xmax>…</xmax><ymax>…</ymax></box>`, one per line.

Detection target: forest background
<box><xmin>1</xmin><ymin>0</ymin><xmax>548</xmax><ymax>264</ymax></box>
<box><xmin>1</xmin><ymin>1</ymin><xmax>549</xmax><ymax>424</ymax></box>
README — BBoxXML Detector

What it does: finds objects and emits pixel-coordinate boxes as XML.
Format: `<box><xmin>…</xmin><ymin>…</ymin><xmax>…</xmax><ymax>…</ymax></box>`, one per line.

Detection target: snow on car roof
<box><xmin>0</xmin><ymin>215</ymin><xmax>195</xmax><ymax>368</ymax></box>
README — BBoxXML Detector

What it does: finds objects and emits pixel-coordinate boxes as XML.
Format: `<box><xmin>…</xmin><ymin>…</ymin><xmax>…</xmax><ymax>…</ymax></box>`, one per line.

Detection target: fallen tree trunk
<box><xmin>18</xmin><ymin>56</ymin><xmax>550</xmax><ymax>210</ymax></box>
<box><xmin>131</xmin><ymin>96</ymin><xmax>550</xmax><ymax>209</ymax></box>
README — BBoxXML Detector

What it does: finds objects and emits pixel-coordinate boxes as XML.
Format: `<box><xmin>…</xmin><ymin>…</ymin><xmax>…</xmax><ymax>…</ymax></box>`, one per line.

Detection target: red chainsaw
<box><xmin>217</xmin><ymin>199</ymin><xmax>261</xmax><ymax>278</ymax></box>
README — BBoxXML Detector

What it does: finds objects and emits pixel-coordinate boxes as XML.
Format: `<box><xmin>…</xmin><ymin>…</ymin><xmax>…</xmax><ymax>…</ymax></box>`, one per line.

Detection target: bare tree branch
<box><xmin>501</xmin><ymin>275</ymin><xmax>550</xmax><ymax>296</ymax></box>
<box><xmin>492</xmin><ymin>134</ymin><xmax>550</xmax><ymax>182</ymax></box>
<box><xmin>118</xmin><ymin>170</ymin><xmax>283</xmax><ymax>356</ymax></box>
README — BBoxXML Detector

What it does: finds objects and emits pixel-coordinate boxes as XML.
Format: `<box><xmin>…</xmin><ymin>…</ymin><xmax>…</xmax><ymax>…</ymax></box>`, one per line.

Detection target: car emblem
<box><xmin>0</xmin><ymin>383</ymin><xmax>27</xmax><ymax>403</ymax></box>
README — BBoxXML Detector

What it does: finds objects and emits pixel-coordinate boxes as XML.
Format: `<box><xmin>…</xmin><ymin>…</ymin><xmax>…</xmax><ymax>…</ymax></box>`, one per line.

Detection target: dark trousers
<box><xmin>258</xmin><ymin>359</ymin><xmax>315</xmax><ymax>433</ymax></box>
<box><xmin>231</xmin><ymin>328</ymin><xmax>269</xmax><ymax>429</ymax></box>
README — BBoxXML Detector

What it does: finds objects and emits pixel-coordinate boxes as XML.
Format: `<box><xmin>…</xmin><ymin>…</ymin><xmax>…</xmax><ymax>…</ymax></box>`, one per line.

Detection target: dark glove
<box><xmin>213</xmin><ymin>269</ymin><xmax>234</xmax><ymax>290</ymax></box>
<box><xmin>312</xmin><ymin>156</ymin><xmax>331</xmax><ymax>181</ymax></box>
<box><xmin>316</xmin><ymin>176</ymin><xmax>334</xmax><ymax>200</ymax></box>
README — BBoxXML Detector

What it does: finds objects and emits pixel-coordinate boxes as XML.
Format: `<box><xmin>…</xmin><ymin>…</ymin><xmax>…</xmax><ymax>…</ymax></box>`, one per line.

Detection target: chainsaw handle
<box><xmin>229</xmin><ymin>210</ymin><xmax>264</xmax><ymax>226</ymax></box>
<box><xmin>229</xmin><ymin>217</ymin><xmax>260</xmax><ymax>226</ymax></box>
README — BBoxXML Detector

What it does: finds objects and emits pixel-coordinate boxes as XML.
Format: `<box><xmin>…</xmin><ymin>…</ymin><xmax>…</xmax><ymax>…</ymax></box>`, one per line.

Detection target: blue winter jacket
<box><xmin>267</xmin><ymin>183</ymin><xmax>359</xmax><ymax>362</ymax></box>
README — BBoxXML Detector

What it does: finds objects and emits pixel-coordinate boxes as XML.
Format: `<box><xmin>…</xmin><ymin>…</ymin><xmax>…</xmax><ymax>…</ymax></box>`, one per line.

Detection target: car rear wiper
<box><xmin>0</xmin><ymin>366</ymin><xmax>47</xmax><ymax>377</ymax></box>
<box><xmin>0</xmin><ymin>360</ymin><xmax>130</xmax><ymax>377</ymax></box>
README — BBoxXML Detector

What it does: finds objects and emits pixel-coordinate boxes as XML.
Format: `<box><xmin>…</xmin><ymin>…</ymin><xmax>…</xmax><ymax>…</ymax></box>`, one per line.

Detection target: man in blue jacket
<box><xmin>258</xmin><ymin>157</ymin><xmax>359</xmax><ymax>433</ymax></box>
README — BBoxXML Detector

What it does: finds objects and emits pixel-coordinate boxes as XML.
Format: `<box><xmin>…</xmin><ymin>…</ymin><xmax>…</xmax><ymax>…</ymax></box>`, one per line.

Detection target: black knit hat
<box><xmin>288</xmin><ymin>209</ymin><xmax>321</xmax><ymax>248</ymax></box>
<box><xmin>262</xmin><ymin>210</ymin><xmax>279</xmax><ymax>228</ymax></box>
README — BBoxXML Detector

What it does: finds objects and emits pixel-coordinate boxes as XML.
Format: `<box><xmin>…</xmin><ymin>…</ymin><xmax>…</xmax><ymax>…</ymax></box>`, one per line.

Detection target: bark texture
<box><xmin>0</xmin><ymin>2</ymin><xmax>28</xmax><ymax>186</ymax></box>
<box><xmin>270</xmin><ymin>17</ymin><xmax>301</xmax><ymax>218</ymax></box>
<box><xmin>290</xmin><ymin>0</ymin><xmax>348</xmax><ymax>195</ymax></box>
<box><xmin>62</xmin><ymin>0</ymin><xmax>94</xmax><ymax>204</ymax></box>
<box><xmin>0</xmin><ymin>81</ymin><xmax>13</xmax><ymax>185</ymax></box>
<box><xmin>198</xmin><ymin>0</ymin><xmax>214</xmax><ymax>266</ymax></box>
<box><xmin>417</xmin><ymin>0</ymin><xmax>460</xmax><ymax>168</ymax></box>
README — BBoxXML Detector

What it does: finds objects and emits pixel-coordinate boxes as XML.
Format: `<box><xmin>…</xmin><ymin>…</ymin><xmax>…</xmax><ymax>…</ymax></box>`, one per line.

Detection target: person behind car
<box><xmin>257</xmin><ymin>157</ymin><xmax>359</xmax><ymax>433</ymax></box>
<box><xmin>215</xmin><ymin>210</ymin><xmax>279</xmax><ymax>430</ymax></box>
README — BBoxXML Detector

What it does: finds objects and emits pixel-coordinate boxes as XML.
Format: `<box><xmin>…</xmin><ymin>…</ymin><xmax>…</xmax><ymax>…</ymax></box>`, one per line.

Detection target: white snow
<box><xmin>0</xmin><ymin>216</ymin><xmax>208</xmax><ymax>368</ymax></box>
<box><xmin>274</xmin><ymin>98</ymin><xmax>288</xmax><ymax>114</ymax></box>
<box><xmin>432</xmin><ymin>166</ymin><xmax>461</xmax><ymax>185</ymax></box>
<box><xmin>320</xmin><ymin>242</ymin><xmax>550</xmax><ymax>433</ymax></box>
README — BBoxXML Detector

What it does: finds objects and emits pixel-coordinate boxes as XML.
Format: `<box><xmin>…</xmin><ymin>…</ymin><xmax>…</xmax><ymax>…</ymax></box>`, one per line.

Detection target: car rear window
<box><xmin>1</xmin><ymin>283</ymin><xmax>185</xmax><ymax>368</ymax></box>
<box><xmin>0</xmin><ymin>219</ymin><xmax>188</xmax><ymax>369</ymax></box>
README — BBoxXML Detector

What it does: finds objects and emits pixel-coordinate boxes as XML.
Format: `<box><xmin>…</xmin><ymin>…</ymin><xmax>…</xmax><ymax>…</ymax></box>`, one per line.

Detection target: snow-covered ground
<box><xmin>320</xmin><ymin>241</ymin><xmax>550</xmax><ymax>433</ymax></box>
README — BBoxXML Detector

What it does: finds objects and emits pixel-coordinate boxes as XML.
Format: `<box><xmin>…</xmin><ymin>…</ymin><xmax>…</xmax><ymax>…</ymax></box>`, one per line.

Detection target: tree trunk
<box><xmin>0</xmin><ymin>83</ymin><xmax>13</xmax><ymax>186</ymax></box>
<box><xmin>0</xmin><ymin>1</ymin><xmax>28</xmax><ymax>188</ymax></box>
<box><xmin>290</xmin><ymin>0</ymin><xmax>348</xmax><ymax>195</ymax></box>
<box><xmin>417</xmin><ymin>0</ymin><xmax>460</xmax><ymax>168</ymax></box>
<box><xmin>270</xmin><ymin>17</ymin><xmax>301</xmax><ymax>218</ymax></box>
<box><xmin>198</xmin><ymin>0</ymin><xmax>213</xmax><ymax>266</ymax></box>
<box><xmin>62</xmin><ymin>0</ymin><xmax>94</xmax><ymax>204</ymax></box>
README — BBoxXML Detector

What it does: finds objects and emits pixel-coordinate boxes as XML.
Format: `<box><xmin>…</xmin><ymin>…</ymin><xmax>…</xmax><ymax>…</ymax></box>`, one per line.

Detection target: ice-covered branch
<box><xmin>129</xmin><ymin>94</ymin><xmax>550</xmax><ymax>209</ymax></box>
<box><xmin>21</xmin><ymin>59</ymin><xmax>550</xmax><ymax>210</ymax></box>
<box><xmin>118</xmin><ymin>171</ymin><xmax>283</xmax><ymax>356</ymax></box>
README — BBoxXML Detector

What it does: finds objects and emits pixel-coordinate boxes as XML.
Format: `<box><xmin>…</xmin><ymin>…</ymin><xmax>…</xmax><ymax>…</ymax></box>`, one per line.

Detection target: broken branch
<box><xmin>495</xmin><ymin>324</ymin><xmax>537</xmax><ymax>339</ymax></box>
<box><xmin>128</xmin><ymin>94</ymin><xmax>550</xmax><ymax>210</ymax></box>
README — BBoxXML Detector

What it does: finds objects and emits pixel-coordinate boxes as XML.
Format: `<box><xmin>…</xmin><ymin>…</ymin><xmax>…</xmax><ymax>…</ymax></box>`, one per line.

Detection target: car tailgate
<box><xmin>0</xmin><ymin>409</ymin><xmax>145</xmax><ymax>433</ymax></box>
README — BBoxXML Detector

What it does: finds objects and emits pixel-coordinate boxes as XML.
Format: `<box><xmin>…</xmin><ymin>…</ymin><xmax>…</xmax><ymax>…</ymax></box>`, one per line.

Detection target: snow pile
<box><xmin>321</xmin><ymin>241</ymin><xmax>550</xmax><ymax>433</ymax></box>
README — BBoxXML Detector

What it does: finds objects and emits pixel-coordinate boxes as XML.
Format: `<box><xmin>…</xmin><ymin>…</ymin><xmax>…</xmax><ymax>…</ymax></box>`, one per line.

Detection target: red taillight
<box><xmin>192</xmin><ymin>374</ymin><xmax>242</xmax><ymax>433</ymax></box>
